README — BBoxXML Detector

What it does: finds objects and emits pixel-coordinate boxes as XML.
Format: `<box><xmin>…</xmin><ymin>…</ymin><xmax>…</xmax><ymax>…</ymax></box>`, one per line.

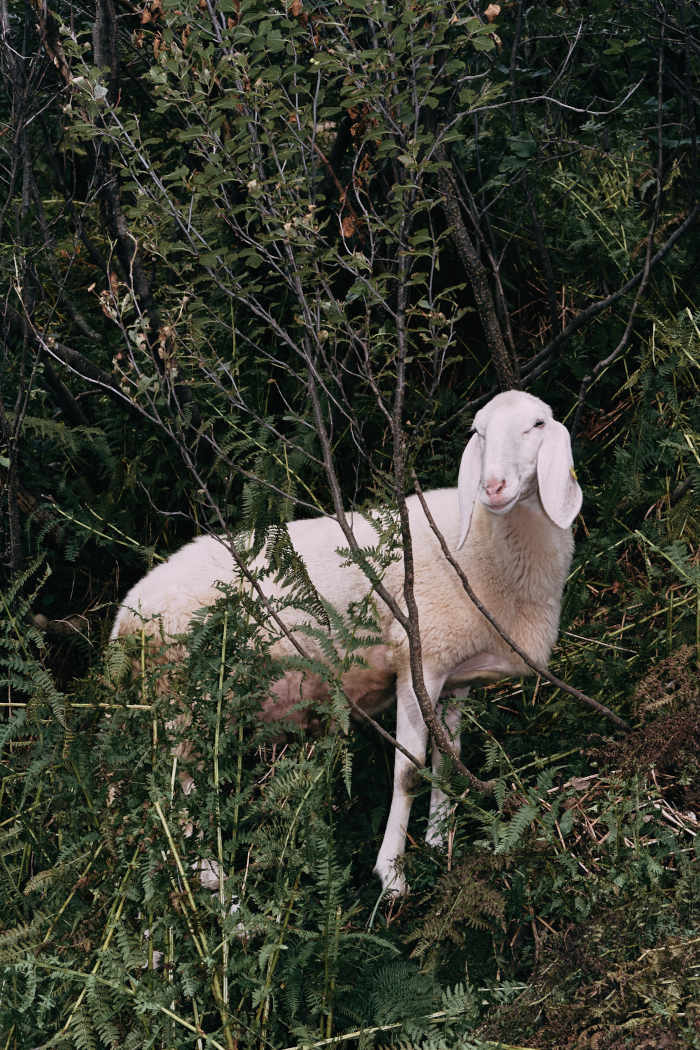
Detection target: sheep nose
<box><xmin>484</xmin><ymin>478</ymin><xmax>506</xmax><ymax>498</ymax></box>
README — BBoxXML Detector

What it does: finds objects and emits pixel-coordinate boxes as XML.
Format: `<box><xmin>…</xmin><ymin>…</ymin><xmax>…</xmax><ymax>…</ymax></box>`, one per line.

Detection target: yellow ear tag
<box><xmin>570</xmin><ymin>467</ymin><xmax>578</xmax><ymax>481</ymax></box>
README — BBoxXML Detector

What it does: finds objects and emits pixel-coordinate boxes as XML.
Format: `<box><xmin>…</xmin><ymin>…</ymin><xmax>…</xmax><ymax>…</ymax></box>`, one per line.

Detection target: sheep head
<box><xmin>457</xmin><ymin>390</ymin><xmax>583</xmax><ymax>547</ymax></box>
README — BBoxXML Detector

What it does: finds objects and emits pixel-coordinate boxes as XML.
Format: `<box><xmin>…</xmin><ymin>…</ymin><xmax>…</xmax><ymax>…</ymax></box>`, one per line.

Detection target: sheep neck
<box><xmin>464</xmin><ymin>496</ymin><xmax>571</xmax><ymax>605</ymax></box>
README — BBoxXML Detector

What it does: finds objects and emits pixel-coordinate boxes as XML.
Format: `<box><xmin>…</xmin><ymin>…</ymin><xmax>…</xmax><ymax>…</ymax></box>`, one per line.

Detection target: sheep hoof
<box><xmin>373</xmin><ymin>859</ymin><xmax>408</xmax><ymax>898</ymax></box>
<box><xmin>424</xmin><ymin>826</ymin><xmax>447</xmax><ymax>849</ymax></box>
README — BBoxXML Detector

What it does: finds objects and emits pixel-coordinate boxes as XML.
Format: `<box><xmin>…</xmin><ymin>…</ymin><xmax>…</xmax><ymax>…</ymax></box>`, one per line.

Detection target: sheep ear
<box><xmin>457</xmin><ymin>434</ymin><xmax>482</xmax><ymax>549</ymax></box>
<box><xmin>537</xmin><ymin>420</ymin><xmax>583</xmax><ymax>528</ymax></box>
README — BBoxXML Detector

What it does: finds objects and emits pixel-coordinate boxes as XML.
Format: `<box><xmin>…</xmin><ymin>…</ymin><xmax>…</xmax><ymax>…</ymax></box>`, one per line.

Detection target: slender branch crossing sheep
<box><xmin>111</xmin><ymin>390</ymin><xmax>582</xmax><ymax>896</ymax></box>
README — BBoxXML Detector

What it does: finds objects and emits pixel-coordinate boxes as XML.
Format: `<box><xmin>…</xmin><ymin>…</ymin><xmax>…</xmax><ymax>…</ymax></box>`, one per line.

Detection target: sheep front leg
<box><xmin>373</xmin><ymin>670</ymin><xmax>445</xmax><ymax>896</ymax></box>
<box><xmin>425</xmin><ymin>687</ymin><xmax>467</xmax><ymax>848</ymax></box>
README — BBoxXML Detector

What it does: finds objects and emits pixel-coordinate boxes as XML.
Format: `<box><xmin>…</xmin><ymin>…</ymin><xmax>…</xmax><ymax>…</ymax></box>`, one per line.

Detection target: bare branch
<box><xmin>412</xmin><ymin>475</ymin><xmax>629</xmax><ymax>731</ymax></box>
<box><xmin>306</xmin><ymin>356</ymin><xmax>493</xmax><ymax>792</ymax></box>
<box><xmin>158</xmin><ymin>429</ymin><xmax>430</xmax><ymax>774</ymax></box>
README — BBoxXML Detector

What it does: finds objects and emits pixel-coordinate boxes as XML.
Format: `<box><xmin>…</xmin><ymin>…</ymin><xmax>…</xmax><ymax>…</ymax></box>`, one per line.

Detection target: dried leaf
<box><xmin>140</xmin><ymin>0</ymin><xmax>162</xmax><ymax>25</ymax></box>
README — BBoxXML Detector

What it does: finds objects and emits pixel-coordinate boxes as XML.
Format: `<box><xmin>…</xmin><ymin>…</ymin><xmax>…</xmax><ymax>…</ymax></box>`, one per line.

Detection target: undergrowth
<box><xmin>1</xmin><ymin>525</ymin><xmax>698</xmax><ymax>1049</ymax></box>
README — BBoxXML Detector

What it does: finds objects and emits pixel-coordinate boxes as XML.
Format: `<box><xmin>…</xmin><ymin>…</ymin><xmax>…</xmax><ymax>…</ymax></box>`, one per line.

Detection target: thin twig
<box><xmin>571</xmin><ymin>11</ymin><xmax>668</xmax><ymax>439</ymax></box>
<box><xmin>522</xmin><ymin>203</ymin><xmax>698</xmax><ymax>387</ymax></box>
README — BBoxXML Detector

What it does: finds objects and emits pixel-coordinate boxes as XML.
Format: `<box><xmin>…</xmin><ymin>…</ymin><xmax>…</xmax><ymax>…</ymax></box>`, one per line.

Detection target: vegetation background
<box><xmin>1</xmin><ymin>0</ymin><xmax>698</xmax><ymax>1047</ymax></box>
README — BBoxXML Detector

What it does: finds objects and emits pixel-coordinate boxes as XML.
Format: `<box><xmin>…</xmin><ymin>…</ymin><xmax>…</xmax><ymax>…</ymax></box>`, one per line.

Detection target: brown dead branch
<box><xmin>436</xmin><ymin>145</ymin><xmax>519</xmax><ymax>391</ymax></box>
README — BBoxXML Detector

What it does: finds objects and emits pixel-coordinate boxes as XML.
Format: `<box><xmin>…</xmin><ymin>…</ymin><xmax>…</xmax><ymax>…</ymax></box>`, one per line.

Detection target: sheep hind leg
<box><xmin>425</xmin><ymin>687</ymin><xmax>467</xmax><ymax>849</ymax></box>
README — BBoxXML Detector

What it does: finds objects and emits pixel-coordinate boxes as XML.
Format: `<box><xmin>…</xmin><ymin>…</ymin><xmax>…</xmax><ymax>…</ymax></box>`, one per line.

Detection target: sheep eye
<box><xmin>533</xmin><ymin>419</ymin><xmax>545</xmax><ymax>428</ymax></box>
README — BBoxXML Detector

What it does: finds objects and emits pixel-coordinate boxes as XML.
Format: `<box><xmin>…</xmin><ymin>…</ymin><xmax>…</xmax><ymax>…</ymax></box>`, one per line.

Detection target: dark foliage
<box><xmin>1</xmin><ymin>0</ymin><xmax>698</xmax><ymax>1046</ymax></box>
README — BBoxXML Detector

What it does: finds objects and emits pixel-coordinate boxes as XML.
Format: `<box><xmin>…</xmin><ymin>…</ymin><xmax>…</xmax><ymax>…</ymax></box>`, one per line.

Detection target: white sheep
<box><xmin>111</xmin><ymin>389</ymin><xmax>582</xmax><ymax>896</ymax></box>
